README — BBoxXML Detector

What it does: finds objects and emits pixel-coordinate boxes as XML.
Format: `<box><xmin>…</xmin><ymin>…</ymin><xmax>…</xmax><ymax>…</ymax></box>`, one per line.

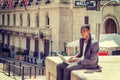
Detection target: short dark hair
<box><xmin>81</xmin><ymin>24</ymin><xmax>90</xmax><ymax>30</ymax></box>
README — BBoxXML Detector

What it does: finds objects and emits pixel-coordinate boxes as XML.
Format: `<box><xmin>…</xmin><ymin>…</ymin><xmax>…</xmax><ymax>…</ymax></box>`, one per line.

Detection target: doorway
<box><xmin>104</xmin><ymin>18</ymin><xmax>117</xmax><ymax>33</ymax></box>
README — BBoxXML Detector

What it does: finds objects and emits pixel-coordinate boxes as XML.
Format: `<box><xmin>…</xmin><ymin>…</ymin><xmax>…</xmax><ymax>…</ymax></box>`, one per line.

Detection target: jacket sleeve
<box><xmin>80</xmin><ymin>42</ymin><xmax>99</xmax><ymax>65</ymax></box>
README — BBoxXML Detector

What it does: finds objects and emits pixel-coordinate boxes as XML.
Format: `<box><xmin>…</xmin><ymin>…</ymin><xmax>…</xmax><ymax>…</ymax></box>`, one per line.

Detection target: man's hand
<box><xmin>68</xmin><ymin>56</ymin><xmax>79</xmax><ymax>63</ymax></box>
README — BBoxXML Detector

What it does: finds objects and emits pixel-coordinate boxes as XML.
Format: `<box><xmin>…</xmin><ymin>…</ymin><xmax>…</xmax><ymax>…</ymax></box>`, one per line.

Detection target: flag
<box><xmin>23</xmin><ymin>0</ymin><xmax>28</xmax><ymax>11</ymax></box>
<box><xmin>6</xmin><ymin>0</ymin><xmax>13</xmax><ymax>9</ymax></box>
<box><xmin>0</xmin><ymin>0</ymin><xmax>2</xmax><ymax>6</ymax></box>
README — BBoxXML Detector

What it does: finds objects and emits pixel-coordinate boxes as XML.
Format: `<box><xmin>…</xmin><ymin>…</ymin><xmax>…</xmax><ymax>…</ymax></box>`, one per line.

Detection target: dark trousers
<box><xmin>56</xmin><ymin>62</ymin><xmax>84</xmax><ymax>80</ymax></box>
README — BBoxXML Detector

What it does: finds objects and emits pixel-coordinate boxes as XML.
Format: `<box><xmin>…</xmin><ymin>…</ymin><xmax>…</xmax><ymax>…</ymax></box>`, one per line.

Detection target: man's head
<box><xmin>80</xmin><ymin>24</ymin><xmax>91</xmax><ymax>39</ymax></box>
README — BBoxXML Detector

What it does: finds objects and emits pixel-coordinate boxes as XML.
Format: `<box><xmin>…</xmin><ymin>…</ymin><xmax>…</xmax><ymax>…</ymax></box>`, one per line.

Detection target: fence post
<box><xmin>22</xmin><ymin>66</ymin><xmax>24</xmax><ymax>80</ymax></box>
<box><xmin>39</xmin><ymin>68</ymin><xmax>41</xmax><ymax>75</ymax></box>
<box><xmin>30</xmin><ymin>67</ymin><xmax>31</xmax><ymax>78</ymax></box>
<box><xmin>34</xmin><ymin>66</ymin><xmax>36</xmax><ymax>78</ymax></box>
<box><xmin>35</xmin><ymin>58</ymin><xmax>37</xmax><ymax>64</ymax></box>
<box><xmin>19</xmin><ymin>62</ymin><xmax>22</xmax><ymax>76</ymax></box>
<box><xmin>42</xmin><ymin>67</ymin><xmax>45</xmax><ymax>75</ymax></box>
<box><xmin>13</xmin><ymin>62</ymin><xmax>15</xmax><ymax>76</ymax></box>
<box><xmin>8</xmin><ymin>63</ymin><xmax>10</xmax><ymax>76</ymax></box>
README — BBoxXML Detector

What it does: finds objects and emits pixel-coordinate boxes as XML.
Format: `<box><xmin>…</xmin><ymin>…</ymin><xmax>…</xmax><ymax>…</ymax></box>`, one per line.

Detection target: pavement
<box><xmin>0</xmin><ymin>68</ymin><xmax>46</xmax><ymax>80</ymax></box>
<box><xmin>0</xmin><ymin>71</ymin><xmax>14</xmax><ymax>80</ymax></box>
<box><xmin>0</xmin><ymin>71</ymin><xmax>46</xmax><ymax>80</ymax></box>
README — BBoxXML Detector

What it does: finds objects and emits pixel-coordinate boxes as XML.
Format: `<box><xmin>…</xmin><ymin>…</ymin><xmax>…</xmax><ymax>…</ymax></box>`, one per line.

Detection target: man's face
<box><xmin>81</xmin><ymin>28</ymin><xmax>90</xmax><ymax>39</ymax></box>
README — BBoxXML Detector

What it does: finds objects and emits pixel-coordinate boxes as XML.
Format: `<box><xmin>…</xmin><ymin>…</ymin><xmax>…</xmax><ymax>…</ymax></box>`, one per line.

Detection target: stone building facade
<box><xmin>0</xmin><ymin>0</ymin><xmax>120</xmax><ymax>58</ymax></box>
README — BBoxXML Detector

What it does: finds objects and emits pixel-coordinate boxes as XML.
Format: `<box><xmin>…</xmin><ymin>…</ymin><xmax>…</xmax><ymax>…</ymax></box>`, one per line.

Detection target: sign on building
<box><xmin>75</xmin><ymin>0</ymin><xmax>100</xmax><ymax>11</ymax></box>
<box><xmin>86</xmin><ymin>0</ymin><xmax>100</xmax><ymax>11</ymax></box>
<box><xmin>75</xmin><ymin>0</ymin><xmax>86</xmax><ymax>6</ymax></box>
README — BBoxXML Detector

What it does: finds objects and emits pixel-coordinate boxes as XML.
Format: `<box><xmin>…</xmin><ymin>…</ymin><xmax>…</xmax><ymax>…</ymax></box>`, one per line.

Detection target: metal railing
<box><xmin>0</xmin><ymin>58</ymin><xmax>45</xmax><ymax>80</ymax></box>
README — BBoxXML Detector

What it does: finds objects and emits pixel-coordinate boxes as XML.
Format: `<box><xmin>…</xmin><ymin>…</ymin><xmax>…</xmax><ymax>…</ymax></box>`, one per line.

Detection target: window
<box><xmin>20</xmin><ymin>14</ymin><xmax>23</xmax><ymax>26</ymax></box>
<box><xmin>1</xmin><ymin>1</ymin><xmax>6</xmax><ymax>9</ymax></box>
<box><xmin>7</xmin><ymin>14</ymin><xmax>10</xmax><ymax>25</ymax></box>
<box><xmin>13</xmin><ymin>14</ymin><xmax>16</xmax><ymax>26</ymax></box>
<box><xmin>2</xmin><ymin>15</ymin><xmax>5</xmax><ymax>25</ymax></box>
<box><xmin>46</xmin><ymin>15</ymin><xmax>50</xmax><ymax>25</ymax></box>
<box><xmin>34</xmin><ymin>38</ymin><xmax>38</xmax><ymax>57</ymax></box>
<box><xmin>47</xmin><ymin>16</ymin><xmax>49</xmax><ymax>25</ymax></box>
<box><xmin>36</xmin><ymin>13</ymin><xmax>39</xmax><ymax>27</ymax></box>
<box><xmin>34</xmin><ymin>38</ymin><xmax>38</xmax><ymax>52</ymax></box>
<box><xmin>46</xmin><ymin>0</ymin><xmax>51</xmax><ymax>4</ymax></box>
<box><xmin>27</xmin><ymin>13</ymin><xmax>30</xmax><ymax>27</ymax></box>
<box><xmin>29</xmin><ymin>0</ymin><xmax>33</xmax><ymax>2</ymax></box>
<box><xmin>28</xmin><ymin>0</ymin><xmax>33</xmax><ymax>5</ymax></box>
<box><xmin>13</xmin><ymin>0</ymin><xmax>19</xmax><ymax>7</ymax></box>
<box><xmin>7</xmin><ymin>34</ymin><xmax>10</xmax><ymax>46</ymax></box>
<box><xmin>26</xmin><ymin>37</ymin><xmax>30</xmax><ymax>51</ymax></box>
<box><xmin>2</xmin><ymin>34</ymin><xmax>5</xmax><ymax>47</ymax></box>
<box><xmin>36</xmin><ymin>0</ymin><xmax>41</xmax><ymax>5</ymax></box>
<box><xmin>84</xmin><ymin>16</ymin><xmax>89</xmax><ymax>24</ymax></box>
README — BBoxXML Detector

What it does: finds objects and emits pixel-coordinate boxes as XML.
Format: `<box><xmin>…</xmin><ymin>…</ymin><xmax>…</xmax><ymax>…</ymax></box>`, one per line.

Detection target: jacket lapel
<box><xmin>79</xmin><ymin>38</ymin><xmax>84</xmax><ymax>57</ymax></box>
<box><xmin>84</xmin><ymin>36</ymin><xmax>92</xmax><ymax>57</ymax></box>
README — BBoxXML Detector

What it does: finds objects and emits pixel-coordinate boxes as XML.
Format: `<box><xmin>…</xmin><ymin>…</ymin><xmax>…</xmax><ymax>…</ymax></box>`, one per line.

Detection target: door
<box><xmin>44</xmin><ymin>39</ymin><xmax>50</xmax><ymax>57</ymax></box>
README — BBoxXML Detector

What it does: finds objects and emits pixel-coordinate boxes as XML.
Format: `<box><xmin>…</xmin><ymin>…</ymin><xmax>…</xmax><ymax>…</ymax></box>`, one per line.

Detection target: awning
<box><xmin>67</xmin><ymin>34</ymin><xmax>120</xmax><ymax>48</ymax></box>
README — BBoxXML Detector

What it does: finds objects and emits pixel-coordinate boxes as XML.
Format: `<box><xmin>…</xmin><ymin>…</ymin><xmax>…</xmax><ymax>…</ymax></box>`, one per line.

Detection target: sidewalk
<box><xmin>0</xmin><ymin>71</ymin><xmax>46</xmax><ymax>80</ymax></box>
<box><xmin>0</xmin><ymin>71</ymin><xmax>14</xmax><ymax>80</ymax></box>
<box><xmin>25</xmin><ymin>76</ymin><xmax>46</xmax><ymax>80</ymax></box>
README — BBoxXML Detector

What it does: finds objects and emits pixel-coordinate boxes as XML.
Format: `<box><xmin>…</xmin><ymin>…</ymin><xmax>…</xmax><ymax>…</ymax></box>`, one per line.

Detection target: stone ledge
<box><xmin>46</xmin><ymin>56</ymin><xmax>120</xmax><ymax>80</ymax></box>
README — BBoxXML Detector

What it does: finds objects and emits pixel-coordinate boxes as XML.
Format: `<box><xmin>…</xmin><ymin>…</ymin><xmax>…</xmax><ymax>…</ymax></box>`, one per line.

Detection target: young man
<box><xmin>57</xmin><ymin>24</ymin><xmax>99</xmax><ymax>80</ymax></box>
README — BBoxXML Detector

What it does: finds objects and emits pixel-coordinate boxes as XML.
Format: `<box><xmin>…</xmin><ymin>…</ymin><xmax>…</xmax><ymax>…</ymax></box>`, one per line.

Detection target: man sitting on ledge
<box><xmin>57</xmin><ymin>24</ymin><xmax>100</xmax><ymax>80</ymax></box>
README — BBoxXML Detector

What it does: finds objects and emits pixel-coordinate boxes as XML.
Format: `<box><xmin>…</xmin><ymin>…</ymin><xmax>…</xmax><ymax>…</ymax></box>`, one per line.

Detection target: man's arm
<box><xmin>68</xmin><ymin>47</ymin><xmax>81</xmax><ymax>62</ymax></box>
<box><xmin>80</xmin><ymin>42</ymin><xmax>99</xmax><ymax>65</ymax></box>
<box><xmin>68</xmin><ymin>38</ymin><xmax>83</xmax><ymax>62</ymax></box>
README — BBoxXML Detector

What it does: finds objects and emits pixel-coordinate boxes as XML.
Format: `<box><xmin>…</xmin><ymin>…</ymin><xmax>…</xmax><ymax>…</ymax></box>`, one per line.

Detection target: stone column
<box><xmin>95</xmin><ymin>23</ymin><xmax>100</xmax><ymax>42</ymax></box>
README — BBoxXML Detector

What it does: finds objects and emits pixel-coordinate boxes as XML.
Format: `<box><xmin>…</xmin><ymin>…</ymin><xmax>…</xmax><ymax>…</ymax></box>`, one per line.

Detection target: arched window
<box><xmin>104</xmin><ymin>18</ymin><xmax>117</xmax><ymax>34</ymax></box>
<box><xmin>47</xmin><ymin>16</ymin><xmax>50</xmax><ymax>25</ymax></box>
<box><xmin>84</xmin><ymin>16</ymin><xmax>89</xmax><ymax>24</ymax></box>
<box><xmin>13</xmin><ymin>14</ymin><xmax>16</xmax><ymax>26</ymax></box>
<box><xmin>20</xmin><ymin>14</ymin><xmax>23</xmax><ymax>26</ymax></box>
<box><xmin>45</xmin><ymin>13</ymin><xmax>50</xmax><ymax>25</ymax></box>
<box><xmin>27</xmin><ymin>13</ymin><xmax>30</xmax><ymax>27</ymax></box>
<box><xmin>36</xmin><ymin>13</ymin><xmax>39</xmax><ymax>27</ymax></box>
<box><xmin>7</xmin><ymin>14</ymin><xmax>10</xmax><ymax>25</ymax></box>
<box><xmin>2</xmin><ymin>14</ymin><xmax>5</xmax><ymax>25</ymax></box>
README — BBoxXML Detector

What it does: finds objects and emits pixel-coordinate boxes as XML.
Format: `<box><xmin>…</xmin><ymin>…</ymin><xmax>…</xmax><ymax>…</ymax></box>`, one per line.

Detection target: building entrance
<box><xmin>104</xmin><ymin>18</ymin><xmax>117</xmax><ymax>33</ymax></box>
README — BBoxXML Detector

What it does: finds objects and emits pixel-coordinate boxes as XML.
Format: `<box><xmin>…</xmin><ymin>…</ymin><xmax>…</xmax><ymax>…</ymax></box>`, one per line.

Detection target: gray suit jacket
<box><xmin>77</xmin><ymin>35</ymin><xmax>99</xmax><ymax>69</ymax></box>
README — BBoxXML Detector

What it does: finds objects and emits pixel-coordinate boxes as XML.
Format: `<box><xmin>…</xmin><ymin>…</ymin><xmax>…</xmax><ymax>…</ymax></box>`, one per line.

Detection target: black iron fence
<box><xmin>0</xmin><ymin>58</ymin><xmax>45</xmax><ymax>80</ymax></box>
